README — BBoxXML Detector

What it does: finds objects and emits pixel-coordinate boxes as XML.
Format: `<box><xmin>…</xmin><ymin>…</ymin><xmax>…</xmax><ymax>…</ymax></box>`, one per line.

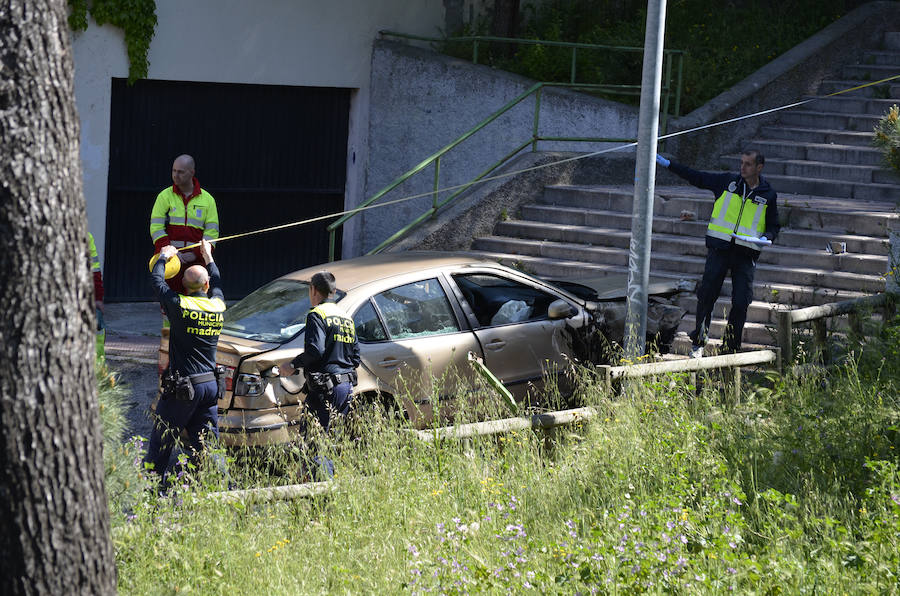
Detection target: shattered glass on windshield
<box><xmin>224</xmin><ymin>279</ymin><xmax>345</xmax><ymax>343</ymax></box>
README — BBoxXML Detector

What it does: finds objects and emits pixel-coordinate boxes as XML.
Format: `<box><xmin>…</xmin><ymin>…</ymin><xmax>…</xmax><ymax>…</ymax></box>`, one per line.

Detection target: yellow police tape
<box><xmin>148</xmin><ymin>253</ymin><xmax>181</xmax><ymax>279</ymax></box>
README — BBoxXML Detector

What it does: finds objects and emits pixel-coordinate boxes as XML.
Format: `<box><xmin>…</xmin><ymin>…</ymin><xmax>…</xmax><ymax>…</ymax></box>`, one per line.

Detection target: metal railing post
<box><xmin>777</xmin><ymin>310</ymin><xmax>793</xmax><ymax>369</ymax></box>
<box><xmin>570</xmin><ymin>47</ymin><xmax>577</xmax><ymax>83</ymax></box>
<box><xmin>660</xmin><ymin>52</ymin><xmax>674</xmax><ymax>136</ymax></box>
<box><xmin>432</xmin><ymin>156</ymin><xmax>441</xmax><ymax>211</ymax></box>
<box><xmin>674</xmin><ymin>53</ymin><xmax>684</xmax><ymax>117</ymax></box>
<box><xmin>328</xmin><ymin>229</ymin><xmax>335</xmax><ymax>262</ymax></box>
<box><xmin>472</xmin><ymin>40</ymin><xmax>479</xmax><ymax>64</ymax></box>
<box><xmin>532</xmin><ymin>85</ymin><xmax>543</xmax><ymax>152</ymax></box>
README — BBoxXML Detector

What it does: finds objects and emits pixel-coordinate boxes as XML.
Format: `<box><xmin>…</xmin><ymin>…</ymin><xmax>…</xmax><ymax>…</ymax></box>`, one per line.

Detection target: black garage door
<box><xmin>104</xmin><ymin>78</ymin><xmax>349</xmax><ymax>300</ymax></box>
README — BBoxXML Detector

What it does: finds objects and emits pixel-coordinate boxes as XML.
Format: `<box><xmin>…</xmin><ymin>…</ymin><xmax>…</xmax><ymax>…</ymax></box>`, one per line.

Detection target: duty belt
<box><xmin>332</xmin><ymin>372</ymin><xmax>355</xmax><ymax>386</ymax></box>
<box><xmin>189</xmin><ymin>371</ymin><xmax>216</xmax><ymax>385</ymax></box>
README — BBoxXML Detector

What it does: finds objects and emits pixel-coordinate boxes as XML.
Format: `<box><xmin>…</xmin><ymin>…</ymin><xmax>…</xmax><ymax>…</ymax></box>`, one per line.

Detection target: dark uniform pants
<box><xmin>144</xmin><ymin>379</ymin><xmax>220</xmax><ymax>479</ymax></box>
<box><xmin>306</xmin><ymin>381</ymin><xmax>353</xmax><ymax>433</ymax></box>
<box><xmin>689</xmin><ymin>245</ymin><xmax>757</xmax><ymax>352</ymax></box>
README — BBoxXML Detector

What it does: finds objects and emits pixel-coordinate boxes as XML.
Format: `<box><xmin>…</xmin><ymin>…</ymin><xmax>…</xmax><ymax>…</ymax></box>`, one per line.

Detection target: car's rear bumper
<box><xmin>218</xmin><ymin>405</ymin><xmax>303</xmax><ymax>447</ymax></box>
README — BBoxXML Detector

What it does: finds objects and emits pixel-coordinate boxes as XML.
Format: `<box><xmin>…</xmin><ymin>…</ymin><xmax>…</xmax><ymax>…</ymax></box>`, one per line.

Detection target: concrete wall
<box><xmin>72</xmin><ymin>0</ymin><xmax>446</xmax><ymax>268</ymax></box>
<box><xmin>667</xmin><ymin>1</ymin><xmax>900</xmax><ymax>168</ymax></box>
<box><xmin>357</xmin><ymin>39</ymin><xmax>639</xmax><ymax>255</ymax></box>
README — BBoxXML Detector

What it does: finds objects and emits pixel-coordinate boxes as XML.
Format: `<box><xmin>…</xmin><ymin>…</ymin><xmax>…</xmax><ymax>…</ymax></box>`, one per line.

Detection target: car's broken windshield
<box><xmin>223</xmin><ymin>279</ymin><xmax>345</xmax><ymax>343</ymax></box>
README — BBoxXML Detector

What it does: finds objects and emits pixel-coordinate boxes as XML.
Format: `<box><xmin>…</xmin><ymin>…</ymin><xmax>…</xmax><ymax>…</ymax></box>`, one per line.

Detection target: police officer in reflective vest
<box><xmin>144</xmin><ymin>239</ymin><xmax>226</xmax><ymax>483</ymax></box>
<box><xmin>281</xmin><ymin>271</ymin><xmax>360</xmax><ymax>433</ymax></box>
<box><xmin>656</xmin><ymin>150</ymin><xmax>779</xmax><ymax>356</ymax></box>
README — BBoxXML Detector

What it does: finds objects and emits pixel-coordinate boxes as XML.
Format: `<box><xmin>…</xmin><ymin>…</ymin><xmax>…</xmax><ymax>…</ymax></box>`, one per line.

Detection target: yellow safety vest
<box><xmin>706</xmin><ymin>180</ymin><xmax>767</xmax><ymax>249</ymax></box>
<box><xmin>311</xmin><ymin>302</ymin><xmax>357</xmax><ymax>345</ymax></box>
<box><xmin>87</xmin><ymin>232</ymin><xmax>101</xmax><ymax>273</ymax></box>
<box><xmin>177</xmin><ymin>294</ymin><xmax>226</xmax><ymax>338</ymax></box>
<box><xmin>149</xmin><ymin>187</ymin><xmax>219</xmax><ymax>248</ymax></box>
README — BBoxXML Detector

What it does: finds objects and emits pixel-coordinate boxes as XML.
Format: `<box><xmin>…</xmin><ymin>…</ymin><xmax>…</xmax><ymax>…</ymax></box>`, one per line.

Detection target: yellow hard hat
<box><xmin>148</xmin><ymin>252</ymin><xmax>181</xmax><ymax>279</ymax></box>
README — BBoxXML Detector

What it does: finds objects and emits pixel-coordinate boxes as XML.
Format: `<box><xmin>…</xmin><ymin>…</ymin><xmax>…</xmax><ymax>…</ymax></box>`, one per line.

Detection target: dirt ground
<box><xmin>103</xmin><ymin>302</ymin><xmax>162</xmax><ymax>440</ymax></box>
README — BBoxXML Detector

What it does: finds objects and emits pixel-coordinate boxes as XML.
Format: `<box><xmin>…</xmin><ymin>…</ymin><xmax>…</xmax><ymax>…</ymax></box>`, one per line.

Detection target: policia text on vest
<box><xmin>143</xmin><ymin>241</ymin><xmax>228</xmax><ymax>484</ymax></box>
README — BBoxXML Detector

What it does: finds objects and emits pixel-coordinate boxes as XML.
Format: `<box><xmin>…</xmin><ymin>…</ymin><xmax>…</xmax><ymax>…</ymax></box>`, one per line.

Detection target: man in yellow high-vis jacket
<box><xmin>149</xmin><ymin>154</ymin><xmax>219</xmax><ymax>294</ymax></box>
<box><xmin>656</xmin><ymin>150</ymin><xmax>779</xmax><ymax>356</ymax></box>
<box><xmin>88</xmin><ymin>232</ymin><xmax>105</xmax><ymax>357</ymax></box>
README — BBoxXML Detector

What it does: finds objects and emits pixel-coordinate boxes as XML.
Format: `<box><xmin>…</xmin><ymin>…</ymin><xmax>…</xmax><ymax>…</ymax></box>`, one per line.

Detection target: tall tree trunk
<box><xmin>0</xmin><ymin>1</ymin><xmax>116</xmax><ymax>594</ymax></box>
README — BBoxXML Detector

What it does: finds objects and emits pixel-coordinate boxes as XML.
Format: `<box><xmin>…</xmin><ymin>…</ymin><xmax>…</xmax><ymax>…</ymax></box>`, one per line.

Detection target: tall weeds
<box><xmin>102</xmin><ymin>326</ymin><xmax>900</xmax><ymax>593</ymax></box>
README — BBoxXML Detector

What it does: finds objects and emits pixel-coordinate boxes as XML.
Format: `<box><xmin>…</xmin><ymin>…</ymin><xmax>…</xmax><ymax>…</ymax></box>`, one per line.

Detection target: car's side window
<box><xmin>453</xmin><ymin>273</ymin><xmax>558</xmax><ymax>328</ymax></box>
<box><xmin>353</xmin><ymin>300</ymin><xmax>387</xmax><ymax>343</ymax></box>
<box><xmin>372</xmin><ymin>278</ymin><xmax>460</xmax><ymax>339</ymax></box>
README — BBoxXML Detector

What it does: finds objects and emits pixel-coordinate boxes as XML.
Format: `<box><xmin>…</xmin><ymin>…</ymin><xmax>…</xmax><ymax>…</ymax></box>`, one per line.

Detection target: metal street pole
<box><xmin>624</xmin><ymin>0</ymin><xmax>668</xmax><ymax>361</ymax></box>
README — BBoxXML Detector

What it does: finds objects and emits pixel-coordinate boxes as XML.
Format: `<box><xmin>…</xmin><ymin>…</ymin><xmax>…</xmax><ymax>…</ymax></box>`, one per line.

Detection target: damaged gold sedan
<box><xmin>158</xmin><ymin>251</ymin><xmax>686</xmax><ymax>446</ymax></box>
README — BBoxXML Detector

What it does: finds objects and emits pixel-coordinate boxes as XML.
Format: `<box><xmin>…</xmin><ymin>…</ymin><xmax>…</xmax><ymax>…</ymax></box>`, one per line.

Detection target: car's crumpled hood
<box><xmin>543</xmin><ymin>273</ymin><xmax>689</xmax><ymax>301</ymax></box>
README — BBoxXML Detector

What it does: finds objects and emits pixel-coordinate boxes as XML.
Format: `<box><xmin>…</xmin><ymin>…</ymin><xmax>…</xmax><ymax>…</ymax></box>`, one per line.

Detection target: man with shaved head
<box><xmin>145</xmin><ymin>239</ymin><xmax>227</xmax><ymax>486</ymax></box>
<box><xmin>149</xmin><ymin>154</ymin><xmax>220</xmax><ymax>293</ymax></box>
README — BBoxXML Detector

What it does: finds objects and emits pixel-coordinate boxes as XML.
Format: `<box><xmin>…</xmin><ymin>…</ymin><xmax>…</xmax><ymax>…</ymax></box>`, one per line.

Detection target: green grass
<box><xmin>100</xmin><ymin>323</ymin><xmax>900</xmax><ymax>594</ymax></box>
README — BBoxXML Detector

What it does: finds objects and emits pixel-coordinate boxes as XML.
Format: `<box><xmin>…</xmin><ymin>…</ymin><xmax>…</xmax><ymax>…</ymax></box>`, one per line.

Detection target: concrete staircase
<box><xmin>472</xmin><ymin>185</ymin><xmax>896</xmax><ymax>348</ymax></box>
<box><xmin>467</xmin><ymin>32</ymin><xmax>900</xmax><ymax>351</ymax></box>
<box><xmin>721</xmin><ymin>32</ymin><xmax>900</xmax><ymax>201</ymax></box>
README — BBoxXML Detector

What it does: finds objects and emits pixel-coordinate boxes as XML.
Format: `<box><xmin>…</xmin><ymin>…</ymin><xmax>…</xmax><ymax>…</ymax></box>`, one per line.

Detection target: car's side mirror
<box><xmin>548</xmin><ymin>299</ymin><xmax>577</xmax><ymax>320</ymax></box>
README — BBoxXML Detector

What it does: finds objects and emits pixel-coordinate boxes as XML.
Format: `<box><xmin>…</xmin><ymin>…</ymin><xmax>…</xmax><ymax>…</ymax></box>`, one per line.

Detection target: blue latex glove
<box><xmin>656</xmin><ymin>154</ymin><xmax>670</xmax><ymax>168</ymax></box>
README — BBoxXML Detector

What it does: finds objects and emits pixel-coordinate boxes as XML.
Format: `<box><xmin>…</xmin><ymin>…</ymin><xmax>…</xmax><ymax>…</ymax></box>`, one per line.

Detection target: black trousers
<box><xmin>689</xmin><ymin>245</ymin><xmax>757</xmax><ymax>352</ymax></box>
<box><xmin>305</xmin><ymin>381</ymin><xmax>353</xmax><ymax>433</ymax></box>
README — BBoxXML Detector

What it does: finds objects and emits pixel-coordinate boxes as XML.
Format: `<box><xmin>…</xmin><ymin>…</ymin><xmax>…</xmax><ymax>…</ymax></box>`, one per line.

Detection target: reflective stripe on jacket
<box><xmin>297</xmin><ymin>300</ymin><xmax>361</xmax><ymax>375</ymax></box>
<box><xmin>707</xmin><ymin>181</ymin><xmax>769</xmax><ymax>249</ymax></box>
<box><xmin>88</xmin><ymin>232</ymin><xmax>101</xmax><ymax>273</ymax></box>
<box><xmin>150</xmin><ymin>185</ymin><xmax>219</xmax><ymax>251</ymax></box>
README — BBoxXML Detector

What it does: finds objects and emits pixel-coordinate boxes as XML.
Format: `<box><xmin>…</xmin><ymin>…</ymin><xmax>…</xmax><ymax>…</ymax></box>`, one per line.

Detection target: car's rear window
<box><xmin>223</xmin><ymin>279</ymin><xmax>345</xmax><ymax>343</ymax></box>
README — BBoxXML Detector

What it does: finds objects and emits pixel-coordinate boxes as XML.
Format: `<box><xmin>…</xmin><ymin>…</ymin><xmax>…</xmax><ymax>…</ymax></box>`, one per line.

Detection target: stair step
<box><xmin>494</xmin><ymin>220</ymin><xmax>887</xmax><ymax>274</ymax></box>
<box><xmin>538</xmin><ymin>186</ymin><xmax>900</xmax><ymax>234</ymax></box>
<box><xmin>817</xmin><ymin>79</ymin><xmax>900</xmax><ymax>98</ymax></box>
<box><xmin>734</xmin><ymin>140</ymin><xmax>884</xmax><ymax>166</ymax></box>
<box><xmin>676</xmin><ymin>315</ymin><xmax>775</xmax><ymax>347</ymax></box>
<box><xmin>765</xmin><ymin>172</ymin><xmax>900</xmax><ymax>202</ymax></box>
<box><xmin>727</xmin><ymin>156</ymin><xmax>884</xmax><ymax>184</ymax></box>
<box><xmin>859</xmin><ymin>50</ymin><xmax>900</xmax><ymax>67</ymax></box>
<box><xmin>472</xmin><ymin>237</ymin><xmax>885</xmax><ymax>292</ymax></box>
<box><xmin>840</xmin><ymin>64</ymin><xmax>900</xmax><ymax>82</ymax></box>
<box><xmin>521</xmin><ymin>205</ymin><xmax>890</xmax><ymax>253</ymax></box>
<box><xmin>758</xmin><ymin>125</ymin><xmax>881</xmax><ymax>147</ymax></box>
<box><xmin>473</xmin><ymin>251</ymin><xmax>873</xmax><ymax>306</ymax></box>
<box><xmin>803</xmin><ymin>94</ymin><xmax>899</xmax><ymax>116</ymax></box>
<box><xmin>884</xmin><ymin>32</ymin><xmax>900</xmax><ymax>51</ymax></box>
<box><xmin>778</xmin><ymin>109</ymin><xmax>881</xmax><ymax>130</ymax></box>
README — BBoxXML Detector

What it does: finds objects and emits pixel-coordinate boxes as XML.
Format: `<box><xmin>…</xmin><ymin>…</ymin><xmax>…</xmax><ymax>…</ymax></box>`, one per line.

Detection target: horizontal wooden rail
<box><xmin>777</xmin><ymin>293</ymin><xmax>895</xmax><ymax>364</ymax></box>
<box><xmin>787</xmin><ymin>293</ymin><xmax>888</xmax><ymax>325</ymax></box>
<box><xmin>600</xmin><ymin>350</ymin><xmax>779</xmax><ymax>380</ymax></box>
<box><xmin>600</xmin><ymin>350</ymin><xmax>779</xmax><ymax>402</ymax></box>
<box><xmin>206</xmin><ymin>480</ymin><xmax>334</xmax><ymax>504</ymax></box>
<box><xmin>411</xmin><ymin>406</ymin><xmax>598</xmax><ymax>443</ymax></box>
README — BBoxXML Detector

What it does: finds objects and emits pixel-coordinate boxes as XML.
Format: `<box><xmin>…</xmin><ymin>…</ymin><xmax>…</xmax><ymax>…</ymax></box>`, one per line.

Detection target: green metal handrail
<box><xmin>327</xmin><ymin>34</ymin><xmax>685</xmax><ymax>261</ymax></box>
<box><xmin>380</xmin><ymin>30</ymin><xmax>684</xmax><ymax>116</ymax></box>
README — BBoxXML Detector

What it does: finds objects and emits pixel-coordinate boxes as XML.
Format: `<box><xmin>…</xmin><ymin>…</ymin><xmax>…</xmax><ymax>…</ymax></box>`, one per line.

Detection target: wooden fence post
<box><xmin>813</xmin><ymin>319</ymin><xmax>828</xmax><ymax>363</ymax></box>
<box><xmin>777</xmin><ymin>310</ymin><xmax>793</xmax><ymax>369</ymax></box>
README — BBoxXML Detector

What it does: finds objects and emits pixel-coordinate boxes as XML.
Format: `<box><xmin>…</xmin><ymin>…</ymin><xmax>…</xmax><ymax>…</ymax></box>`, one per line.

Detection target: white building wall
<box><xmin>73</xmin><ymin>0</ymin><xmax>445</xmax><ymax>267</ymax></box>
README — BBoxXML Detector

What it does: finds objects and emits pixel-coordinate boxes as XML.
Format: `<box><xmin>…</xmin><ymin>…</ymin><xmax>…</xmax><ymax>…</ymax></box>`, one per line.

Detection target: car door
<box><xmin>352</xmin><ymin>276</ymin><xmax>482</xmax><ymax>425</ymax></box>
<box><xmin>450</xmin><ymin>271</ymin><xmax>578</xmax><ymax>403</ymax></box>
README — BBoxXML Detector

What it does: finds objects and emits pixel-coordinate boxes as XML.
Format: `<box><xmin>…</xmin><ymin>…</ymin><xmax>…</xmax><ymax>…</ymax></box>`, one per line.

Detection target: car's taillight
<box><xmin>221</xmin><ymin>365</ymin><xmax>235</xmax><ymax>391</ymax></box>
<box><xmin>234</xmin><ymin>373</ymin><xmax>266</xmax><ymax>396</ymax></box>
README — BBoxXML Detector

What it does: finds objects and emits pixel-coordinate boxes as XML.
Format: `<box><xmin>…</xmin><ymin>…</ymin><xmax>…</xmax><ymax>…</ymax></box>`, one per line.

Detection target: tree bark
<box><xmin>0</xmin><ymin>1</ymin><xmax>116</xmax><ymax>594</ymax></box>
